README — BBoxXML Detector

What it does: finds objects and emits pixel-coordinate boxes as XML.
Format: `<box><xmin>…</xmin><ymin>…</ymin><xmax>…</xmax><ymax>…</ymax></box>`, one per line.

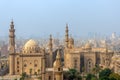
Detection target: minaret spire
<box><xmin>9</xmin><ymin>20</ymin><xmax>16</xmax><ymax>75</ymax></box>
<box><xmin>65</xmin><ymin>24</ymin><xmax>69</xmax><ymax>48</ymax></box>
<box><xmin>48</xmin><ymin>34</ymin><xmax>53</xmax><ymax>67</ymax></box>
<box><xmin>49</xmin><ymin>34</ymin><xmax>53</xmax><ymax>52</ymax></box>
<box><xmin>9</xmin><ymin>20</ymin><xmax>15</xmax><ymax>53</ymax></box>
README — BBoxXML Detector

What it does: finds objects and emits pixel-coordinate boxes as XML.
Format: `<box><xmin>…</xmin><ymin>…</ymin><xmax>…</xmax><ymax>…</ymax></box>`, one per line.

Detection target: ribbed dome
<box><xmin>22</xmin><ymin>39</ymin><xmax>40</xmax><ymax>54</ymax></box>
<box><xmin>24</xmin><ymin>39</ymin><xmax>38</xmax><ymax>49</ymax></box>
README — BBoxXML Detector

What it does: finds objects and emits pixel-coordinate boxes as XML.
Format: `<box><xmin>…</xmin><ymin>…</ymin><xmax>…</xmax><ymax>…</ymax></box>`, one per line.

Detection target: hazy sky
<box><xmin>0</xmin><ymin>0</ymin><xmax>120</xmax><ymax>38</ymax></box>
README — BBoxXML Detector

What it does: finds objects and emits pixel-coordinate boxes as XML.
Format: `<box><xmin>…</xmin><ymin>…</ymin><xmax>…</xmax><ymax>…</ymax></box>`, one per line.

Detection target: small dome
<box><xmin>23</xmin><ymin>39</ymin><xmax>40</xmax><ymax>54</ymax></box>
<box><xmin>53</xmin><ymin>50</ymin><xmax>61</xmax><ymax>68</ymax></box>
<box><xmin>85</xmin><ymin>43</ymin><xmax>91</xmax><ymax>49</ymax></box>
<box><xmin>53</xmin><ymin>61</ymin><xmax>57</xmax><ymax>67</ymax></box>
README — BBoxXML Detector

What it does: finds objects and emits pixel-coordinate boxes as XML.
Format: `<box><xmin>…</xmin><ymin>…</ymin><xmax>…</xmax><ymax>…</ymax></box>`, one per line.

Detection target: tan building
<box><xmin>110</xmin><ymin>55</ymin><xmax>120</xmax><ymax>75</ymax></box>
<box><xmin>8</xmin><ymin>21</ymin><xmax>115</xmax><ymax>80</ymax></box>
<box><xmin>8</xmin><ymin>21</ymin><xmax>64</xmax><ymax>80</ymax></box>
<box><xmin>64</xmin><ymin>25</ymin><xmax>114</xmax><ymax>73</ymax></box>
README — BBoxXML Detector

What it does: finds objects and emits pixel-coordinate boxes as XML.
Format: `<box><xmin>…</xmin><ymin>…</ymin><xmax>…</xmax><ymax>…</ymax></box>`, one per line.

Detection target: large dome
<box><xmin>22</xmin><ymin>39</ymin><xmax>40</xmax><ymax>54</ymax></box>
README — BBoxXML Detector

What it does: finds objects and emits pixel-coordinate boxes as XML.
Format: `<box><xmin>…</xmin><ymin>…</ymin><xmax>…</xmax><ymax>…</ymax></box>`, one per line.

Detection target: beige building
<box><xmin>64</xmin><ymin>24</ymin><xmax>114</xmax><ymax>73</ymax></box>
<box><xmin>8</xmin><ymin>21</ymin><xmax>115</xmax><ymax>80</ymax></box>
<box><xmin>110</xmin><ymin>55</ymin><xmax>120</xmax><ymax>75</ymax></box>
<box><xmin>8</xmin><ymin>21</ymin><xmax>64</xmax><ymax>80</ymax></box>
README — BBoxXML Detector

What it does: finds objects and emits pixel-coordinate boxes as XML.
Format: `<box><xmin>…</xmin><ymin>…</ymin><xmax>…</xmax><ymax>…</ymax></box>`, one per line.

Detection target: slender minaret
<box><xmin>42</xmin><ymin>48</ymin><xmax>46</xmax><ymax>80</ymax></box>
<box><xmin>49</xmin><ymin>34</ymin><xmax>53</xmax><ymax>52</ymax></box>
<box><xmin>48</xmin><ymin>34</ymin><xmax>53</xmax><ymax>67</ymax></box>
<box><xmin>65</xmin><ymin>24</ymin><xmax>69</xmax><ymax>48</ymax></box>
<box><xmin>9</xmin><ymin>20</ymin><xmax>15</xmax><ymax>75</ymax></box>
<box><xmin>53</xmin><ymin>50</ymin><xmax>63</xmax><ymax>80</ymax></box>
<box><xmin>9</xmin><ymin>20</ymin><xmax>15</xmax><ymax>53</ymax></box>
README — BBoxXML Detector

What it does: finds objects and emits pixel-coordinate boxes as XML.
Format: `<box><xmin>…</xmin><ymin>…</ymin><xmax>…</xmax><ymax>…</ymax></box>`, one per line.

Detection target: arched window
<box><xmin>74</xmin><ymin>59</ymin><xmax>77</xmax><ymax>68</ymax></box>
<box><xmin>34</xmin><ymin>60</ymin><xmax>38</xmax><ymax>67</ymax></box>
<box><xmin>87</xmin><ymin>59</ymin><xmax>93</xmax><ymax>73</ymax></box>
<box><xmin>24</xmin><ymin>60</ymin><xmax>27</xmax><ymax>67</ymax></box>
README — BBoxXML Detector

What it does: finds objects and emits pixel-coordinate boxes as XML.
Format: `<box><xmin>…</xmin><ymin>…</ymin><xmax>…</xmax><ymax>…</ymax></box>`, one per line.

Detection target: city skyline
<box><xmin>0</xmin><ymin>0</ymin><xmax>120</xmax><ymax>38</ymax></box>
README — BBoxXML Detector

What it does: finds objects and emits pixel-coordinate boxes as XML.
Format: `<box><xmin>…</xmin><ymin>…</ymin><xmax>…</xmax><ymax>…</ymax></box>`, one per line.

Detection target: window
<box><xmin>74</xmin><ymin>59</ymin><xmax>77</xmax><ymax>68</ymax></box>
<box><xmin>87</xmin><ymin>59</ymin><xmax>92</xmax><ymax>73</ymax></box>
<box><xmin>49</xmin><ymin>76</ymin><xmax>51</xmax><ymax>80</ymax></box>
<box><xmin>34</xmin><ymin>64</ymin><xmax>37</xmax><ymax>67</ymax></box>
<box><xmin>58</xmin><ymin>68</ymin><xmax>60</xmax><ymax>71</ymax></box>
<box><xmin>24</xmin><ymin>64</ymin><xmax>27</xmax><ymax>67</ymax></box>
<box><xmin>17</xmin><ymin>61</ymin><xmax>19</xmax><ymax>64</ymax></box>
<box><xmin>17</xmin><ymin>70</ymin><xmax>19</xmax><ymax>72</ymax></box>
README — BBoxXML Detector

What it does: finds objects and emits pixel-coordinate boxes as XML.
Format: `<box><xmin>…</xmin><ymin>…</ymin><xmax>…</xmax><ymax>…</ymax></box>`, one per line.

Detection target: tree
<box><xmin>91</xmin><ymin>77</ymin><xmax>97</xmax><ymax>80</ymax></box>
<box><xmin>109</xmin><ymin>73</ymin><xmax>120</xmax><ymax>80</ymax></box>
<box><xmin>63</xmin><ymin>68</ymin><xmax>82</xmax><ymax>80</ymax></box>
<box><xmin>86</xmin><ymin>73</ymin><xmax>96</xmax><ymax>80</ymax></box>
<box><xmin>100</xmin><ymin>76</ymin><xmax>110</xmax><ymax>80</ymax></box>
<box><xmin>20</xmin><ymin>72</ymin><xmax>27</xmax><ymax>80</ymax></box>
<box><xmin>99</xmin><ymin>68</ymin><xmax>112</xmax><ymax>79</ymax></box>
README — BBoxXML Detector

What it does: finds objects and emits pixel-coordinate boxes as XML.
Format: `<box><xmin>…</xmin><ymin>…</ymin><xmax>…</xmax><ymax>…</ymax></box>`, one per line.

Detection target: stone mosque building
<box><xmin>8</xmin><ymin>20</ymin><xmax>116</xmax><ymax>80</ymax></box>
<box><xmin>9</xmin><ymin>21</ymin><xmax>64</xmax><ymax>80</ymax></box>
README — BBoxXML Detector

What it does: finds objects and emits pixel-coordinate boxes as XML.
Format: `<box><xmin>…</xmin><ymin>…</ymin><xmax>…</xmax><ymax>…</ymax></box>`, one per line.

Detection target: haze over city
<box><xmin>0</xmin><ymin>0</ymin><xmax>120</xmax><ymax>38</ymax></box>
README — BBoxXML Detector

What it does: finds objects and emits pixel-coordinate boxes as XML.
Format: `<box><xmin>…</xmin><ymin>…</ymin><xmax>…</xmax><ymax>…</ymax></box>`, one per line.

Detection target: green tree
<box><xmin>92</xmin><ymin>65</ymin><xmax>101</xmax><ymax>75</ymax></box>
<box><xmin>20</xmin><ymin>72</ymin><xmax>27</xmax><ymax>80</ymax></box>
<box><xmin>63</xmin><ymin>68</ymin><xmax>82</xmax><ymax>80</ymax></box>
<box><xmin>86</xmin><ymin>73</ymin><xmax>96</xmax><ymax>80</ymax></box>
<box><xmin>109</xmin><ymin>73</ymin><xmax>120</xmax><ymax>80</ymax></box>
<box><xmin>91</xmin><ymin>77</ymin><xmax>97</xmax><ymax>80</ymax></box>
<box><xmin>99</xmin><ymin>68</ymin><xmax>112</xmax><ymax>79</ymax></box>
<box><xmin>100</xmin><ymin>76</ymin><xmax>110</xmax><ymax>80</ymax></box>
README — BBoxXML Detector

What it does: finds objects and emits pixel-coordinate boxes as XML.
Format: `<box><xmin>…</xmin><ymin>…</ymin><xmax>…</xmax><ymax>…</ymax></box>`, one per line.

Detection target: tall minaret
<box><xmin>53</xmin><ymin>50</ymin><xmax>63</xmax><ymax>80</ymax></box>
<box><xmin>9</xmin><ymin>20</ymin><xmax>15</xmax><ymax>75</ymax></box>
<box><xmin>49</xmin><ymin>34</ymin><xmax>53</xmax><ymax>52</ymax></box>
<box><xmin>48</xmin><ymin>34</ymin><xmax>53</xmax><ymax>67</ymax></box>
<box><xmin>65</xmin><ymin>24</ymin><xmax>69</xmax><ymax>48</ymax></box>
<box><xmin>9</xmin><ymin>20</ymin><xmax>15</xmax><ymax>53</ymax></box>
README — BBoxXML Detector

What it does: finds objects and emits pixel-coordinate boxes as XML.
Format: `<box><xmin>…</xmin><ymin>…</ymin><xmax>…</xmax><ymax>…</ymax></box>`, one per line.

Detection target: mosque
<box><xmin>8</xmin><ymin>20</ymin><xmax>119</xmax><ymax>80</ymax></box>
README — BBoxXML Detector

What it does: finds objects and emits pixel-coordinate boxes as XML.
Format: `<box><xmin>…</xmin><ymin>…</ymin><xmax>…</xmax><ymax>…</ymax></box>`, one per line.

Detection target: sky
<box><xmin>0</xmin><ymin>0</ymin><xmax>120</xmax><ymax>38</ymax></box>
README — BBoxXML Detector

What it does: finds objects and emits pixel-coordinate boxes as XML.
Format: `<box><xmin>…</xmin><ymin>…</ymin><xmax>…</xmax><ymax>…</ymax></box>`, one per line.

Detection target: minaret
<box><xmin>49</xmin><ymin>34</ymin><xmax>53</xmax><ymax>52</ymax></box>
<box><xmin>9</xmin><ymin>20</ymin><xmax>15</xmax><ymax>75</ymax></box>
<box><xmin>53</xmin><ymin>50</ymin><xmax>63</xmax><ymax>80</ymax></box>
<box><xmin>9</xmin><ymin>20</ymin><xmax>15</xmax><ymax>53</ymax></box>
<box><xmin>48</xmin><ymin>34</ymin><xmax>53</xmax><ymax>67</ymax></box>
<box><xmin>42</xmin><ymin>48</ymin><xmax>46</xmax><ymax>80</ymax></box>
<box><xmin>65</xmin><ymin>24</ymin><xmax>69</xmax><ymax>48</ymax></box>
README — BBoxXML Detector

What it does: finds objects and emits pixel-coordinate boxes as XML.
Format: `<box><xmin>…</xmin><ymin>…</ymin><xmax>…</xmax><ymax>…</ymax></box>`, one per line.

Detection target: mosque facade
<box><xmin>8</xmin><ymin>21</ymin><xmax>118</xmax><ymax>80</ymax></box>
